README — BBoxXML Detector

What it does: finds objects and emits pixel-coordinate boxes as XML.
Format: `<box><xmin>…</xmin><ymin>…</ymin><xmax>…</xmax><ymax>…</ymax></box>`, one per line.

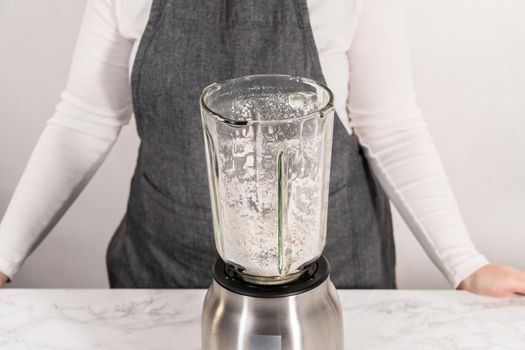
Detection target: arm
<box><xmin>348</xmin><ymin>0</ymin><xmax>525</xmax><ymax>296</ymax></box>
<box><xmin>0</xmin><ymin>0</ymin><xmax>134</xmax><ymax>281</ymax></box>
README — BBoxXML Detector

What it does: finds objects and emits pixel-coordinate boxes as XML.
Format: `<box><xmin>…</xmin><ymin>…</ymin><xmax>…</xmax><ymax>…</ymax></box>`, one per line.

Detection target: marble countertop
<box><xmin>0</xmin><ymin>289</ymin><xmax>523</xmax><ymax>349</ymax></box>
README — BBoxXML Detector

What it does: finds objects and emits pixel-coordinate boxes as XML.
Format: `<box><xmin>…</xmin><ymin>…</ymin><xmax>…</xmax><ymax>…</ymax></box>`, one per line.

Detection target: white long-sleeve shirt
<box><xmin>0</xmin><ymin>0</ymin><xmax>489</xmax><ymax>287</ymax></box>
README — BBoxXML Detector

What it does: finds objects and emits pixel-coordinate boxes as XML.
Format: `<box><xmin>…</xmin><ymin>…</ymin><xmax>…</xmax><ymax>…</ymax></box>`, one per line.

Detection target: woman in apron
<box><xmin>0</xmin><ymin>0</ymin><xmax>524</xmax><ymax>296</ymax></box>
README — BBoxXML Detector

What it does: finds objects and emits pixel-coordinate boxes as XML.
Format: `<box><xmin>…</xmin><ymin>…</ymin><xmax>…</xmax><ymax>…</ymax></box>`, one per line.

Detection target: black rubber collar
<box><xmin>212</xmin><ymin>255</ymin><xmax>330</xmax><ymax>298</ymax></box>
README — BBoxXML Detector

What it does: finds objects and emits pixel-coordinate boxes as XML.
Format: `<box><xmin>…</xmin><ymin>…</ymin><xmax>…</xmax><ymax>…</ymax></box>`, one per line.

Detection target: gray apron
<box><xmin>106</xmin><ymin>0</ymin><xmax>396</xmax><ymax>289</ymax></box>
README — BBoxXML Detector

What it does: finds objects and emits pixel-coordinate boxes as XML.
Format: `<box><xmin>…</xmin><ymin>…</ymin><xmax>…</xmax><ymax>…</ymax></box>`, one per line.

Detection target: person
<box><xmin>1</xmin><ymin>0</ymin><xmax>524</xmax><ymax>296</ymax></box>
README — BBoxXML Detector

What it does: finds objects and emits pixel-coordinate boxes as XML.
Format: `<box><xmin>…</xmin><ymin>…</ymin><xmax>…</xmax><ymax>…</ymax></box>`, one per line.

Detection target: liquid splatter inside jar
<box><xmin>208</xmin><ymin>93</ymin><xmax>332</xmax><ymax>282</ymax></box>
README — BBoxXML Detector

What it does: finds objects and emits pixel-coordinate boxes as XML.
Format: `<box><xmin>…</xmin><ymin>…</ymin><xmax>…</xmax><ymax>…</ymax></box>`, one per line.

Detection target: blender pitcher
<box><xmin>200</xmin><ymin>74</ymin><xmax>335</xmax><ymax>284</ymax></box>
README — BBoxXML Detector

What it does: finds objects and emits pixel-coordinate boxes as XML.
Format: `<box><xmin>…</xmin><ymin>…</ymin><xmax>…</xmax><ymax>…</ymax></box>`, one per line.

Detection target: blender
<box><xmin>200</xmin><ymin>74</ymin><xmax>343</xmax><ymax>349</ymax></box>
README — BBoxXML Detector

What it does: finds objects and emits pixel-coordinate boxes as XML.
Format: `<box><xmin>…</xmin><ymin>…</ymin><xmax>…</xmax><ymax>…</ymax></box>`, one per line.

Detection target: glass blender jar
<box><xmin>200</xmin><ymin>74</ymin><xmax>334</xmax><ymax>285</ymax></box>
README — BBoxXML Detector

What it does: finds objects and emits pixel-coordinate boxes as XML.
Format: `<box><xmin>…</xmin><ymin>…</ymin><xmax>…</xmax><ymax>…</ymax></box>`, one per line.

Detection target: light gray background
<box><xmin>1</xmin><ymin>0</ymin><xmax>524</xmax><ymax>288</ymax></box>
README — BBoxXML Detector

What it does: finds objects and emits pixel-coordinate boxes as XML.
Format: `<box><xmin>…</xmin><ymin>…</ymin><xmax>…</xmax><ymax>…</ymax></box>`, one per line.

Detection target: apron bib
<box><xmin>106</xmin><ymin>0</ymin><xmax>396</xmax><ymax>289</ymax></box>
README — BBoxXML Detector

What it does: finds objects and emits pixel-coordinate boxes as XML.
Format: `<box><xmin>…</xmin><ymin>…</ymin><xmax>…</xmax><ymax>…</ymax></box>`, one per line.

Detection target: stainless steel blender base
<box><xmin>201</xmin><ymin>256</ymin><xmax>344</xmax><ymax>350</ymax></box>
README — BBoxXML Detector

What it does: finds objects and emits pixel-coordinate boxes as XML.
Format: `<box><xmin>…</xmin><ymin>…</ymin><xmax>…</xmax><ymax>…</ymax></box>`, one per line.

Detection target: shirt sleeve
<box><xmin>0</xmin><ymin>0</ymin><xmax>134</xmax><ymax>279</ymax></box>
<box><xmin>347</xmin><ymin>0</ymin><xmax>489</xmax><ymax>288</ymax></box>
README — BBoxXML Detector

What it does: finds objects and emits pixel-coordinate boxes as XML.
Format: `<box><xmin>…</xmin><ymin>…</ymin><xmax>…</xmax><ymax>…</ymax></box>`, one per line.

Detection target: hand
<box><xmin>0</xmin><ymin>272</ymin><xmax>8</xmax><ymax>286</ymax></box>
<box><xmin>457</xmin><ymin>264</ymin><xmax>525</xmax><ymax>297</ymax></box>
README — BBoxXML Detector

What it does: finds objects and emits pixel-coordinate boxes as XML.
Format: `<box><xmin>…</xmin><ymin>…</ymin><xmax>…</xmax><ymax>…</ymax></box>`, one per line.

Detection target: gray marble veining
<box><xmin>0</xmin><ymin>289</ymin><xmax>523</xmax><ymax>349</ymax></box>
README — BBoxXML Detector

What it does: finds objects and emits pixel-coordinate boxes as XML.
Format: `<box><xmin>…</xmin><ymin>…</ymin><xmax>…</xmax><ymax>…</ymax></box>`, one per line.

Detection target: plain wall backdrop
<box><xmin>0</xmin><ymin>0</ymin><xmax>524</xmax><ymax>288</ymax></box>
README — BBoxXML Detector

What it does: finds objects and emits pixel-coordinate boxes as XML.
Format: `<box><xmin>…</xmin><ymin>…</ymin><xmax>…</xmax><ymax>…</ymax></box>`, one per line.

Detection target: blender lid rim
<box><xmin>200</xmin><ymin>74</ymin><xmax>335</xmax><ymax>127</ymax></box>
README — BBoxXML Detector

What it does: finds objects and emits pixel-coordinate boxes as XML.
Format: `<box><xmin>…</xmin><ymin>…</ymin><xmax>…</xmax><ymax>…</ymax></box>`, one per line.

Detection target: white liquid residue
<box><xmin>212</xmin><ymin>98</ymin><xmax>328</xmax><ymax>278</ymax></box>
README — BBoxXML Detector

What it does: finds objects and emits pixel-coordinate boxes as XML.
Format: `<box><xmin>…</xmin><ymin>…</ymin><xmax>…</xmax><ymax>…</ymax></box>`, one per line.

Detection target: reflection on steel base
<box><xmin>201</xmin><ymin>273</ymin><xmax>344</xmax><ymax>349</ymax></box>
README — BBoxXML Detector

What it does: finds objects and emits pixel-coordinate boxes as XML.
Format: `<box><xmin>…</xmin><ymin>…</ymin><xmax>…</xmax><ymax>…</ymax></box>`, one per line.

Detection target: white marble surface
<box><xmin>0</xmin><ymin>289</ymin><xmax>523</xmax><ymax>349</ymax></box>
